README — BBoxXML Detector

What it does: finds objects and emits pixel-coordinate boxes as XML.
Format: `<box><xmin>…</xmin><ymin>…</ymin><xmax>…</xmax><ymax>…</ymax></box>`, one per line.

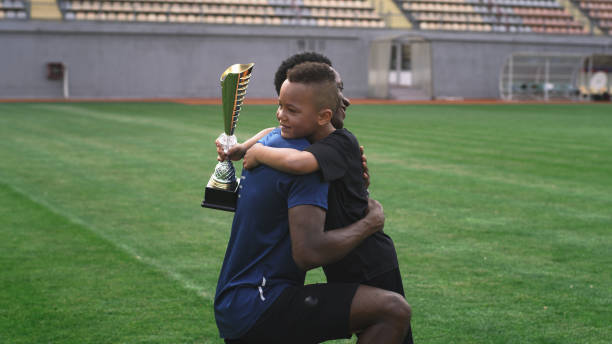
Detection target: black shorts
<box><xmin>225</xmin><ymin>283</ymin><xmax>359</xmax><ymax>344</ymax></box>
<box><xmin>363</xmin><ymin>267</ymin><xmax>405</xmax><ymax>297</ymax></box>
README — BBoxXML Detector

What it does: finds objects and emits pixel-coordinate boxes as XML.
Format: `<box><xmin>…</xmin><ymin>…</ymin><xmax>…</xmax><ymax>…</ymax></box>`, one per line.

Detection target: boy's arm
<box><xmin>243</xmin><ymin>143</ymin><xmax>319</xmax><ymax>174</ymax></box>
<box><xmin>216</xmin><ymin>127</ymin><xmax>275</xmax><ymax>161</ymax></box>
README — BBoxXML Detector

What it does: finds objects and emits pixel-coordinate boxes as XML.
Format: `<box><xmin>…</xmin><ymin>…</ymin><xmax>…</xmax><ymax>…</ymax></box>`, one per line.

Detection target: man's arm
<box><xmin>216</xmin><ymin>127</ymin><xmax>275</xmax><ymax>161</ymax></box>
<box><xmin>289</xmin><ymin>198</ymin><xmax>384</xmax><ymax>271</ymax></box>
<box><xmin>243</xmin><ymin>143</ymin><xmax>319</xmax><ymax>174</ymax></box>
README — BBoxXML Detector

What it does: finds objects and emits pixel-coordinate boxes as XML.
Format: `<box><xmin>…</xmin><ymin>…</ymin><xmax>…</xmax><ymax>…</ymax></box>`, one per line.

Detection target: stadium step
<box><xmin>557</xmin><ymin>0</ymin><xmax>603</xmax><ymax>35</ymax></box>
<box><xmin>368</xmin><ymin>0</ymin><xmax>411</xmax><ymax>29</ymax></box>
<box><xmin>29</xmin><ymin>0</ymin><xmax>63</xmax><ymax>20</ymax></box>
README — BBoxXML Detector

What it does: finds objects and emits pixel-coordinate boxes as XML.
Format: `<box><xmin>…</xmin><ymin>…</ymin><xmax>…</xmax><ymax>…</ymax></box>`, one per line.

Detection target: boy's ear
<box><xmin>317</xmin><ymin>108</ymin><xmax>333</xmax><ymax>126</ymax></box>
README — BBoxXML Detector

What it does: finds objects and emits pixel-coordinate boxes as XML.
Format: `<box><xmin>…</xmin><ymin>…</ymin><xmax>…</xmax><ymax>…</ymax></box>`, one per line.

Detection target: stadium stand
<box><xmin>1</xmin><ymin>0</ymin><xmax>607</xmax><ymax>35</ymax></box>
<box><xmin>58</xmin><ymin>0</ymin><xmax>386</xmax><ymax>27</ymax></box>
<box><xmin>573</xmin><ymin>0</ymin><xmax>612</xmax><ymax>34</ymax></box>
<box><xmin>393</xmin><ymin>0</ymin><xmax>589</xmax><ymax>34</ymax></box>
<box><xmin>1</xmin><ymin>0</ymin><xmax>29</xmax><ymax>19</ymax></box>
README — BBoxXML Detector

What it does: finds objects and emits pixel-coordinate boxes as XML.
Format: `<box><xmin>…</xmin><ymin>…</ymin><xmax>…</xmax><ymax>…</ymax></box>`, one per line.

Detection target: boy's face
<box><xmin>277</xmin><ymin>80</ymin><xmax>320</xmax><ymax>141</ymax></box>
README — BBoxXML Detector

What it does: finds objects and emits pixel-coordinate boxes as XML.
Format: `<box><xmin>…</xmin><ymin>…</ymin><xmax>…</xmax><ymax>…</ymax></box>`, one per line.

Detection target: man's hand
<box><xmin>243</xmin><ymin>143</ymin><xmax>263</xmax><ymax>169</ymax></box>
<box><xmin>216</xmin><ymin>140</ymin><xmax>246</xmax><ymax>162</ymax></box>
<box><xmin>364</xmin><ymin>198</ymin><xmax>384</xmax><ymax>234</ymax></box>
<box><xmin>360</xmin><ymin>145</ymin><xmax>370</xmax><ymax>189</ymax></box>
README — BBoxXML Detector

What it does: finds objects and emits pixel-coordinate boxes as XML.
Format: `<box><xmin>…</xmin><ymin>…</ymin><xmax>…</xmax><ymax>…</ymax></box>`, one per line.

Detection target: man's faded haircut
<box><xmin>274</xmin><ymin>52</ymin><xmax>332</xmax><ymax>95</ymax></box>
<box><xmin>287</xmin><ymin>62</ymin><xmax>341</xmax><ymax>114</ymax></box>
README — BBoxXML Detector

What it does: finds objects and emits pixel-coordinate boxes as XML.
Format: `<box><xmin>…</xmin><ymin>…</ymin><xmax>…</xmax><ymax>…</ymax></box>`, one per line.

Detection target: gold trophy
<box><xmin>201</xmin><ymin>63</ymin><xmax>254</xmax><ymax>212</ymax></box>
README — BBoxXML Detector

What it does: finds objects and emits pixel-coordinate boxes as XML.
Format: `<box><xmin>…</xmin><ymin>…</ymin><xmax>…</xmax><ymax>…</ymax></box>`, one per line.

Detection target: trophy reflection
<box><xmin>201</xmin><ymin>63</ymin><xmax>254</xmax><ymax>212</ymax></box>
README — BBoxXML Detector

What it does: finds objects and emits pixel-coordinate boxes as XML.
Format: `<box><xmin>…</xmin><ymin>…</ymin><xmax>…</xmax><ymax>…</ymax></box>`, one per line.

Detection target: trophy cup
<box><xmin>201</xmin><ymin>63</ymin><xmax>255</xmax><ymax>212</ymax></box>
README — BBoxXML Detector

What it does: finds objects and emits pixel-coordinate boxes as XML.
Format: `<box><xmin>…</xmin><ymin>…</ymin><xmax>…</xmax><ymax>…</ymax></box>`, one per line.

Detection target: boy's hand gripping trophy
<box><xmin>201</xmin><ymin>63</ymin><xmax>254</xmax><ymax>212</ymax></box>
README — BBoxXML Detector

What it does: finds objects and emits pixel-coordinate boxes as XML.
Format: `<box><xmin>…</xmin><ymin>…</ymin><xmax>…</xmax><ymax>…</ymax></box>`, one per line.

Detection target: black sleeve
<box><xmin>305</xmin><ymin>131</ymin><xmax>351</xmax><ymax>182</ymax></box>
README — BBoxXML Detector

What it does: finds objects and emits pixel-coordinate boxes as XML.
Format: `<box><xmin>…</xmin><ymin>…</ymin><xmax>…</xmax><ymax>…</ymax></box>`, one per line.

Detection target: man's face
<box><xmin>276</xmin><ymin>80</ymin><xmax>320</xmax><ymax>141</ymax></box>
<box><xmin>332</xmin><ymin>68</ymin><xmax>350</xmax><ymax>129</ymax></box>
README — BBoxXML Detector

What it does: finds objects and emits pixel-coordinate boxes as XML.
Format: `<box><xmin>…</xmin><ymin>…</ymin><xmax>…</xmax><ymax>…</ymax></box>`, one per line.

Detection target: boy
<box><xmin>244</xmin><ymin>62</ymin><xmax>402</xmax><ymax>292</ymax></box>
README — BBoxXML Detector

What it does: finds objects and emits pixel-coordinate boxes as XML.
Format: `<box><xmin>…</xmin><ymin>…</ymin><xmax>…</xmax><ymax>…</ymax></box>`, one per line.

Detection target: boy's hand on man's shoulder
<box><xmin>360</xmin><ymin>145</ymin><xmax>370</xmax><ymax>188</ymax></box>
<box><xmin>364</xmin><ymin>198</ymin><xmax>385</xmax><ymax>234</ymax></box>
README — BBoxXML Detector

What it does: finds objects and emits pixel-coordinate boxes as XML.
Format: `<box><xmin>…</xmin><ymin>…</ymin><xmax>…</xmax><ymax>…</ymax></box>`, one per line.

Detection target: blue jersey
<box><xmin>214</xmin><ymin>128</ymin><xmax>329</xmax><ymax>339</ymax></box>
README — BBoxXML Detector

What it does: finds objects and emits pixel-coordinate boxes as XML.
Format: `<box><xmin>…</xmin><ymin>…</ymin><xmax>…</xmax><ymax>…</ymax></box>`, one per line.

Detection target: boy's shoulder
<box><xmin>306</xmin><ymin>128</ymin><xmax>362</xmax><ymax>182</ymax></box>
<box><xmin>317</xmin><ymin>128</ymin><xmax>359</xmax><ymax>149</ymax></box>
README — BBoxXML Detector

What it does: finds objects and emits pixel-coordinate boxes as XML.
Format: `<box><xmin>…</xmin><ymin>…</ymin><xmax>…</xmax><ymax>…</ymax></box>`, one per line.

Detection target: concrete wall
<box><xmin>419</xmin><ymin>32</ymin><xmax>612</xmax><ymax>99</ymax></box>
<box><xmin>1</xmin><ymin>20</ymin><xmax>612</xmax><ymax>100</ymax></box>
<box><xmin>0</xmin><ymin>21</ymin><xmax>372</xmax><ymax>99</ymax></box>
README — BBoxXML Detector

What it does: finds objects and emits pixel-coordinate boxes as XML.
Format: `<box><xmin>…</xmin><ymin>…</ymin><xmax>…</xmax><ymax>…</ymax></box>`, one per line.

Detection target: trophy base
<box><xmin>201</xmin><ymin>181</ymin><xmax>239</xmax><ymax>212</ymax></box>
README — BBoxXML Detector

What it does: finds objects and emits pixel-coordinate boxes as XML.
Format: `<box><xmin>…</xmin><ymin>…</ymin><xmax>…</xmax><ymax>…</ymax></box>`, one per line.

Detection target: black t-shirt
<box><xmin>305</xmin><ymin>129</ymin><xmax>398</xmax><ymax>282</ymax></box>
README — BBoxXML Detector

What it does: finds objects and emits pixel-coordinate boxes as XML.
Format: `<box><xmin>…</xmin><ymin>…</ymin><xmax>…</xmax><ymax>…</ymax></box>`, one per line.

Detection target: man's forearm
<box><xmin>289</xmin><ymin>202</ymin><xmax>383</xmax><ymax>271</ymax></box>
<box><xmin>308</xmin><ymin>215</ymin><xmax>379</xmax><ymax>268</ymax></box>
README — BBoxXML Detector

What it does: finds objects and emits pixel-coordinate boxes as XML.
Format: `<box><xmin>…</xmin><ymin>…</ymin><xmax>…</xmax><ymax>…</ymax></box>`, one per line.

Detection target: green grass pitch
<box><xmin>1</xmin><ymin>102</ymin><xmax>611</xmax><ymax>343</ymax></box>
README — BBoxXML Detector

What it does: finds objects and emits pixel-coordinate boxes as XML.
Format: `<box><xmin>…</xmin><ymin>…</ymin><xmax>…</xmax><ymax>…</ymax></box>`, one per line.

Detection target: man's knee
<box><xmin>380</xmin><ymin>292</ymin><xmax>411</xmax><ymax>327</ymax></box>
<box><xmin>350</xmin><ymin>285</ymin><xmax>412</xmax><ymax>335</ymax></box>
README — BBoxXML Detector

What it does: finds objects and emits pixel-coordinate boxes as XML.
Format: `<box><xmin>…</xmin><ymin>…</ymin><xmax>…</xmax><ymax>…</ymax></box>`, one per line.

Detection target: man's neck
<box><xmin>308</xmin><ymin>123</ymin><xmax>336</xmax><ymax>143</ymax></box>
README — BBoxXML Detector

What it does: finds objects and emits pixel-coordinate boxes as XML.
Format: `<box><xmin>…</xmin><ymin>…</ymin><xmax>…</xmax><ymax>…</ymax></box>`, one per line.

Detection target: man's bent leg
<box><xmin>364</xmin><ymin>268</ymin><xmax>414</xmax><ymax>344</ymax></box>
<box><xmin>236</xmin><ymin>283</ymin><xmax>359</xmax><ymax>344</ymax></box>
<box><xmin>349</xmin><ymin>284</ymin><xmax>411</xmax><ymax>344</ymax></box>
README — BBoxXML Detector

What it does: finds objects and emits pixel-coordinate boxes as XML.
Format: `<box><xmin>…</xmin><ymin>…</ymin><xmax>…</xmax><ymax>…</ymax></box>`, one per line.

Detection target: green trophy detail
<box><xmin>202</xmin><ymin>63</ymin><xmax>254</xmax><ymax>212</ymax></box>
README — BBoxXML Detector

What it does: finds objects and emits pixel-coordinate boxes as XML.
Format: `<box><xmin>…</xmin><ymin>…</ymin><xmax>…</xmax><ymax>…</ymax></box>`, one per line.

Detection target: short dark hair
<box><xmin>274</xmin><ymin>52</ymin><xmax>332</xmax><ymax>95</ymax></box>
<box><xmin>287</xmin><ymin>62</ymin><xmax>341</xmax><ymax>113</ymax></box>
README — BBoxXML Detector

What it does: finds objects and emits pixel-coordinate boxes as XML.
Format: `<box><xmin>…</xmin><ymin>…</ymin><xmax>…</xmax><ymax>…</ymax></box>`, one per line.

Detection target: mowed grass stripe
<box><xmin>0</xmin><ymin>182</ymin><xmax>218</xmax><ymax>343</ymax></box>
<box><xmin>369</xmin><ymin>152</ymin><xmax>612</xmax><ymax>204</ymax></box>
<box><xmin>1</xmin><ymin>102</ymin><xmax>611</xmax><ymax>344</ymax></box>
<box><xmin>347</xmin><ymin>104</ymin><xmax>612</xmax><ymax>343</ymax></box>
<box><xmin>348</xmin><ymin>111</ymin><xmax>612</xmax><ymax>201</ymax></box>
<box><xmin>353</xmin><ymin>111</ymin><xmax>611</xmax><ymax>161</ymax></box>
<box><xmin>348</xmin><ymin>105</ymin><xmax>612</xmax><ymax>181</ymax></box>
<box><xmin>0</xmin><ymin>103</ymin><xmax>236</xmax><ymax>301</ymax></box>
<box><xmin>29</xmin><ymin>103</ymin><xmax>221</xmax><ymax>137</ymax></box>
<box><xmin>0</xmin><ymin>179</ymin><xmax>217</xmax><ymax>300</ymax></box>
<box><xmin>348</xmin><ymin>104</ymin><xmax>612</xmax><ymax>147</ymax></box>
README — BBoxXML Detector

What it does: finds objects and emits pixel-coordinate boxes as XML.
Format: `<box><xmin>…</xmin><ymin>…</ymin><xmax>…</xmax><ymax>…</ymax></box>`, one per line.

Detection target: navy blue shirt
<box><xmin>214</xmin><ymin>128</ymin><xmax>329</xmax><ymax>339</ymax></box>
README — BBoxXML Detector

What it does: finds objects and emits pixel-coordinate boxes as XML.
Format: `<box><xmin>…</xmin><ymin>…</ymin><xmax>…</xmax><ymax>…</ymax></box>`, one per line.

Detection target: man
<box><xmin>214</xmin><ymin>62</ymin><xmax>411</xmax><ymax>343</ymax></box>
<box><xmin>218</xmin><ymin>53</ymin><xmax>413</xmax><ymax>343</ymax></box>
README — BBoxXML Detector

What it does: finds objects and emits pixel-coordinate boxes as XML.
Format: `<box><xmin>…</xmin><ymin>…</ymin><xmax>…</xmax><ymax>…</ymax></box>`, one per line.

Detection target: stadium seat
<box><xmin>393</xmin><ymin>0</ymin><xmax>589</xmax><ymax>34</ymax></box>
<box><xmin>54</xmin><ymin>0</ymin><xmax>385</xmax><ymax>27</ymax></box>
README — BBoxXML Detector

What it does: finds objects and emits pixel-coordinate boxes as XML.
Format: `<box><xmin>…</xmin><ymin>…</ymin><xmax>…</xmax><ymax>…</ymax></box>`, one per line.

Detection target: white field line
<box><xmin>4</xmin><ymin>181</ymin><xmax>214</xmax><ymax>301</ymax></box>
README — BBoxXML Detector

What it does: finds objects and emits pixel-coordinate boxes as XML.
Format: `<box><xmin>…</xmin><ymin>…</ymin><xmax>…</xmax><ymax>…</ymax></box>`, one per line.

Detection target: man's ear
<box><xmin>317</xmin><ymin>108</ymin><xmax>333</xmax><ymax>126</ymax></box>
